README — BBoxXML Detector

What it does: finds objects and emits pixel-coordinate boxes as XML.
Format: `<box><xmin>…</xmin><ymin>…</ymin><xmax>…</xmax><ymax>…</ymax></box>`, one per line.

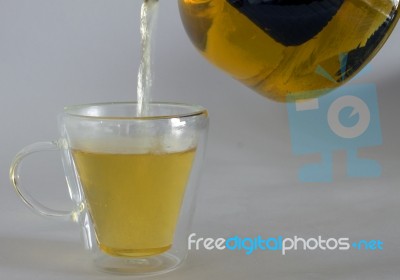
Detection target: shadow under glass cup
<box><xmin>10</xmin><ymin>102</ymin><xmax>209</xmax><ymax>276</ymax></box>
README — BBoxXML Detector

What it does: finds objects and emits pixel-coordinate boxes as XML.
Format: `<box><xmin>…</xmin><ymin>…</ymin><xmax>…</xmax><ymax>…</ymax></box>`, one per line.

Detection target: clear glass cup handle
<box><xmin>9</xmin><ymin>140</ymin><xmax>77</xmax><ymax>220</ymax></box>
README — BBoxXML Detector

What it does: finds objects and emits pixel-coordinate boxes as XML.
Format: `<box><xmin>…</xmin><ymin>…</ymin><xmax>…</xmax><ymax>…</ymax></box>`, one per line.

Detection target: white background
<box><xmin>1</xmin><ymin>1</ymin><xmax>400</xmax><ymax>279</ymax></box>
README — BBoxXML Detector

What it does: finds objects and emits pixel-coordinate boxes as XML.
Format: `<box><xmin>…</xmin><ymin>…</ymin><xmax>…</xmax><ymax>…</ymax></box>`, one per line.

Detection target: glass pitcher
<box><xmin>178</xmin><ymin>0</ymin><xmax>399</xmax><ymax>102</ymax></box>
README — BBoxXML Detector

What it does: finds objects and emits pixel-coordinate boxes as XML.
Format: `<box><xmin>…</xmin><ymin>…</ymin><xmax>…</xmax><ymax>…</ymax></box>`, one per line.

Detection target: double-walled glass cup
<box><xmin>10</xmin><ymin>102</ymin><xmax>209</xmax><ymax>276</ymax></box>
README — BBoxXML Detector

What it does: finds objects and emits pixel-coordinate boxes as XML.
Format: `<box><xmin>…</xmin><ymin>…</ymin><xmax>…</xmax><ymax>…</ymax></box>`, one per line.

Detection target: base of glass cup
<box><xmin>93</xmin><ymin>252</ymin><xmax>183</xmax><ymax>276</ymax></box>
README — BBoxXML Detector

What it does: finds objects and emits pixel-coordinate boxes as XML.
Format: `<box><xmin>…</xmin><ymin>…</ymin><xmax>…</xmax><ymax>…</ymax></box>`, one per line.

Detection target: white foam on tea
<box><xmin>137</xmin><ymin>0</ymin><xmax>159</xmax><ymax>117</ymax></box>
<box><xmin>70</xmin><ymin>134</ymin><xmax>197</xmax><ymax>155</ymax></box>
<box><xmin>66</xmin><ymin>118</ymin><xmax>197</xmax><ymax>154</ymax></box>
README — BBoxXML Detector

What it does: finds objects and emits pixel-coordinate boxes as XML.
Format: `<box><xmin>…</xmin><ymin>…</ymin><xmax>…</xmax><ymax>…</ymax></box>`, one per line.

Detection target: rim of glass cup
<box><xmin>63</xmin><ymin>102</ymin><xmax>208</xmax><ymax>120</ymax></box>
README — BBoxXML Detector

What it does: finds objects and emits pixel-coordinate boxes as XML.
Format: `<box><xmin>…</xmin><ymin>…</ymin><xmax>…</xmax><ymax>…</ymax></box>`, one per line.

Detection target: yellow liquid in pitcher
<box><xmin>179</xmin><ymin>0</ymin><xmax>398</xmax><ymax>101</ymax></box>
<box><xmin>72</xmin><ymin>148</ymin><xmax>196</xmax><ymax>257</ymax></box>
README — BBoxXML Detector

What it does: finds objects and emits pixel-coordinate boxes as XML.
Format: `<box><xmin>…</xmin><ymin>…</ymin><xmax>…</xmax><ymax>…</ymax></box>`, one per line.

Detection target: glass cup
<box><xmin>9</xmin><ymin>102</ymin><xmax>209</xmax><ymax>276</ymax></box>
